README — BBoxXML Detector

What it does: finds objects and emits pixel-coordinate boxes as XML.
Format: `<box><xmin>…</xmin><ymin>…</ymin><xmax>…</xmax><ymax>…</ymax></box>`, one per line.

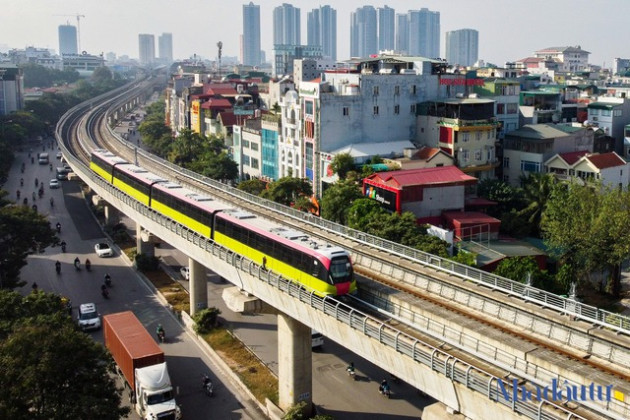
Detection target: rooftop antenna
<box><xmin>217</xmin><ymin>41</ymin><xmax>223</xmax><ymax>81</ymax></box>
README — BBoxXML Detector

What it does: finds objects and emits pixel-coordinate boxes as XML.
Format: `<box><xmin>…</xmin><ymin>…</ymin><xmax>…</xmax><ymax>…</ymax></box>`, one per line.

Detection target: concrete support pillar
<box><xmin>278</xmin><ymin>313</ymin><xmax>312</xmax><ymax>414</ymax></box>
<box><xmin>189</xmin><ymin>257</ymin><xmax>208</xmax><ymax>315</ymax></box>
<box><xmin>136</xmin><ymin>224</ymin><xmax>155</xmax><ymax>257</ymax></box>
<box><xmin>422</xmin><ymin>402</ymin><xmax>465</xmax><ymax>420</ymax></box>
<box><xmin>104</xmin><ymin>204</ymin><xmax>120</xmax><ymax>227</ymax></box>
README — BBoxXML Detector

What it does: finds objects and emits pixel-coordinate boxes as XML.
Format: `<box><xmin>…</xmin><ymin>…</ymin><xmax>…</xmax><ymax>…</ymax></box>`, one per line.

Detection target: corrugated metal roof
<box><xmin>330</xmin><ymin>140</ymin><xmax>415</xmax><ymax>158</ymax></box>
<box><xmin>505</xmin><ymin>124</ymin><xmax>570</xmax><ymax>140</ymax></box>
<box><xmin>588</xmin><ymin>102</ymin><xmax>617</xmax><ymax>110</ymax></box>
<box><xmin>586</xmin><ymin>152</ymin><xmax>626</xmax><ymax>169</ymax></box>
<box><xmin>368</xmin><ymin>166</ymin><xmax>476</xmax><ymax>188</ymax></box>
<box><xmin>558</xmin><ymin>150</ymin><xmax>590</xmax><ymax>165</ymax></box>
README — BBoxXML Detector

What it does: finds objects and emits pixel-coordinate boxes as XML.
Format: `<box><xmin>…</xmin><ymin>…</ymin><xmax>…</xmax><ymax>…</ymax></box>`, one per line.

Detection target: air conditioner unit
<box><xmin>592</xmin><ymin>116</ymin><xmax>598</xmax><ymax>121</ymax></box>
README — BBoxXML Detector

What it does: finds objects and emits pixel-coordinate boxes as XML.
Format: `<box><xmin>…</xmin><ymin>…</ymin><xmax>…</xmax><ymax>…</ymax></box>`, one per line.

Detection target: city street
<box><xmin>8</xmin><ymin>143</ymin><xmax>264</xmax><ymax>420</ymax></box>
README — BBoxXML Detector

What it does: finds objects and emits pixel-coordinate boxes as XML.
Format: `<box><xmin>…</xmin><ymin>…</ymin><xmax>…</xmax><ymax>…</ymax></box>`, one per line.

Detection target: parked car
<box><xmin>77</xmin><ymin>303</ymin><xmax>101</xmax><ymax>331</ymax></box>
<box><xmin>94</xmin><ymin>242</ymin><xmax>113</xmax><ymax>257</ymax></box>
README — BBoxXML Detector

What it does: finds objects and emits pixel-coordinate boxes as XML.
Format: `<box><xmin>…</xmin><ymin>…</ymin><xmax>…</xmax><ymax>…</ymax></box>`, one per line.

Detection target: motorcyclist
<box><xmin>379</xmin><ymin>379</ymin><xmax>390</xmax><ymax>396</ymax></box>
<box><xmin>101</xmin><ymin>283</ymin><xmax>109</xmax><ymax>298</ymax></box>
<box><xmin>347</xmin><ymin>362</ymin><xmax>355</xmax><ymax>377</ymax></box>
<box><xmin>104</xmin><ymin>273</ymin><xmax>112</xmax><ymax>287</ymax></box>
<box><xmin>56</xmin><ymin>222</ymin><xmax>61</xmax><ymax>233</ymax></box>
<box><xmin>34</xmin><ymin>178</ymin><xmax>38</xmax><ymax>187</ymax></box>
<box><xmin>85</xmin><ymin>258</ymin><xmax>91</xmax><ymax>271</ymax></box>
<box><xmin>16</xmin><ymin>189</ymin><xmax>20</xmax><ymax>199</ymax></box>
<box><xmin>73</xmin><ymin>257</ymin><xmax>80</xmax><ymax>270</ymax></box>
<box><xmin>32</xmin><ymin>191</ymin><xmax>36</xmax><ymax>201</ymax></box>
<box><xmin>20</xmin><ymin>178</ymin><xmax>23</xmax><ymax>186</ymax></box>
<box><xmin>55</xmin><ymin>260</ymin><xmax>61</xmax><ymax>274</ymax></box>
<box><xmin>60</xmin><ymin>240</ymin><xmax>66</xmax><ymax>252</ymax></box>
<box><xmin>50</xmin><ymin>197</ymin><xmax>54</xmax><ymax>207</ymax></box>
<box><xmin>156</xmin><ymin>324</ymin><xmax>165</xmax><ymax>342</ymax></box>
<box><xmin>49</xmin><ymin>163</ymin><xmax>53</xmax><ymax>171</ymax></box>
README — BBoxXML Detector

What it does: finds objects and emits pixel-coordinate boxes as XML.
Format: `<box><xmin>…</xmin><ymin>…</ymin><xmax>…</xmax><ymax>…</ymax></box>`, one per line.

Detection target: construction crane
<box><xmin>54</xmin><ymin>14</ymin><xmax>86</xmax><ymax>52</ymax></box>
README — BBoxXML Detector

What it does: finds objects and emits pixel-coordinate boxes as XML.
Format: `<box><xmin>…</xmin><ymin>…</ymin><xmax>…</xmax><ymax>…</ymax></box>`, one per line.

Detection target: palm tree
<box><xmin>518</xmin><ymin>172</ymin><xmax>556</xmax><ymax>236</ymax></box>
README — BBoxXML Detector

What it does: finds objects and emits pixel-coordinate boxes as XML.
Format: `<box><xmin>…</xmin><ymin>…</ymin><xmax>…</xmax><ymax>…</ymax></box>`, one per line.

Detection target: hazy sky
<box><xmin>2</xmin><ymin>0</ymin><xmax>629</xmax><ymax>67</ymax></box>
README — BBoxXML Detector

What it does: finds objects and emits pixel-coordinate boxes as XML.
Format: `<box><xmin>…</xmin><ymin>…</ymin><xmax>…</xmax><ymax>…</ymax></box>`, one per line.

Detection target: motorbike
<box><xmin>157</xmin><ymin>329</ymin><xmax>166</xmax><ymax>343</ymax></box>
<box><xmin>56</xmin><ymin>223</ymin><xmax>61</xmax><ymax>233</ymax></box>
<box><xmin>60</xmin><ymin>241</ymin><xmax>66</xmax><ymax>253</ymax></box>
<box><xmin>16</xmin><ymin>190</ymin><xmax>20</xmax><ymax>199</ymax></box>
<box><xmin>49</xmin><ymin>163</ymin><xmax>53</xmax><ymax>171</ymax></box>
<box><xmin>74</xmin><ymin>258</ymin><xmax>80</xmax><ymax>271</ymax></box>
<box><xmin>379</xmin><ymin>383</ymin><xmax>391</xmax><ymax>398</ymax></box>
<box><xmin>50</xmin><ymin>197</ymin><xmax>54</xmax><ymax>207</ymax></box>
<box><xmin>202</xmin><ymin>374</ymin><xmax>213</xmax><ymax>397</ymax></box>
<box><xmin>101</xmin><ymin>285</ymin><xmax>109</xmax><ymax>299</ymax></box>
<box><xmin>20</xmin><ymin>178</ymin><xmax>23</xmax><ymax>186</ymax></box>
<box><xmin>55</xmin><ymin>262</ymin><xmax>61</xmax><ymax>274</ymax></box>
<box><xmin>104</xmin><ymin>274</ymin><xmax>112</xmax><ymax>287</ymax></box>
<box><xmin>85</xmin><ymin>259</ymin><xmax>91</xmax><ymax>272</ymax></box>
<box><xmin>347</xmin><ymin>365</ymin><xmax>356</xmax><ymax>381</ymax></box>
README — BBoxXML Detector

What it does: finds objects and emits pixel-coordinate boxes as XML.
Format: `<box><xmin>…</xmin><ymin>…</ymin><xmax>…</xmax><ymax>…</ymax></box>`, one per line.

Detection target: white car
<box><xmin>180</xmin><ymin>266</ymin><xmax>190</xmax><ymax>280</ymax></box>
<box><xmin>77</xmin><ymin>303</ymin><xmax>101</xmax><ymax>331</ymax></box>
<box><xmin>94</xmin><ymin>242</ymin><xmax>113</xmax><ymax>257</ymax></box>
<box><xmin>49</xmin><ymin>179</ymin><xmax>60</xmax><ymax>189</ymax></box>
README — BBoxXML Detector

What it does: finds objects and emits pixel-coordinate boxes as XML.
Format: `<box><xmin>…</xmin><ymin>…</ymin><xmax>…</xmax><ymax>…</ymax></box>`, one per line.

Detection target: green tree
<box><xmin>346</xmin><ymin>198</ymin><xmax>387</xmax><ymax>232</ymax></box>
<box><xmin>329</xmin><ymin>153</ymin><xmax>355</xmax><ymax>180</ymax></box>
<box><xmin>261</xmin><ymin>177</ymin><xmax>313</xmax><ymax>206</ymax></box>
<box><xmin>0</xmin><ymin>290</ymin><xmax>129</xmax><ymax>420</ymax></box>
<box><xmin>518</xmin><ymin>173</ymin><xmax>556</xmax><ymax>236</ymax></box>
<box><xmin>320</xmin><ymin>180</ymin><xmax>362</xmax><ymax>224</ymax></box>
<box><xmin>0</xmin><ymin>203</ymin><xmax>58</xmax><ymax>289</ymax></box>
<box><xmin>200</xmin><ymin>151</ymin><xmax>238</xmax><ymax>181</ymax></box>
<box><xmin>476</xmin><ymin>178</ymin><xmax>522</xmax><ymax>217</ymax></box>
<box><xmin>237</xmin><ymin>179</ymin><xmax>267</xmax><ymax>196</ymax></box>
<box><xmin>90</xmin><ymin>66</ymin><xmax>114</xmax><ymax>88</ymax></box>
<box><xmin>493</xmin><ymin>256</ymin><xmax>551</xmax><ymax>289</ymax></box>
<box><xmin>168</xmin><ymin>129</ymin><xmax>205</xmax><ymax>165</ymax></box>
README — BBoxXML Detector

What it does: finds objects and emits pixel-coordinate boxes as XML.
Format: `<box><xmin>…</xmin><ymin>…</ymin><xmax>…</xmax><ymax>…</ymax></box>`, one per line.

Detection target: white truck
<box><xmin>103</xmin><ymin>311</ymin><xmax>182</xmax><ymax>420</ymax></box>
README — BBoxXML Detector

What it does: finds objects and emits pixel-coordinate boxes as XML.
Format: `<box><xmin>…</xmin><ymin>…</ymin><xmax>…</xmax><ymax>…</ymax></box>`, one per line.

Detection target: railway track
<box><xmin>61</xmin><ymin>82</ymin><xmax>630</xmax><ymax>419</ymax></box>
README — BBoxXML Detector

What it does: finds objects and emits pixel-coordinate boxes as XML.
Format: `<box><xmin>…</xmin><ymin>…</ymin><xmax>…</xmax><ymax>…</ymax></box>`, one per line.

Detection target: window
<box><xmin>475</xmin><ymin>149</ymin><xmax>482</xmax><ymax>161</ymax></box>
<box><xmin>411</xmin><ymin>85</ymin><xmax>417</xmax><ymax>94</ymax></box>
<box><xmin>242</xmin><ymin>155</ymin><xmax>250</xmax><ymax>166</ymax></box>
<box><xmin>373</xmin><ymin>86</ymin><xmax>379</xmax><ymax>95</ymax></box>
<box><xmin>503</xmin><ymin>157</ymin><xmax>510</xmax><ymax>168</ymax></box>
<box><xmin>251</xmin><ymin>158</ymin><xmax>259</xmax><ymax>169</ymax></box>
<box><xmin>343</xmin><ymin>106</ymin><xmax>349</xmax><ymax>116</ymax></box>
<box><xmin>614</xmin><ymin>109</ymin><xmax>622</xmax><ymax>117</ymax></box>
<box><xmin>462</xmin><ymin>132</ymin><xmax>470</xmax><ymax>142</ymax></box>
<box><xmin>475</xmin><ymin>131</ymin><xmax>482</xmax><ymax>141</ymax></box>
<box><xmin>251</xmin><ymin>143</ymin><xmax>259</xmax><ymax>151</ymax></box>
<box><xmin>373</xmin><ymin>106</ymin><xmax>379</xmax><ymax>115</ymax></box>
<box><xmin>602</xmin><ymin>109</ymin><xmax>612</xmax><ymax>117</ymax></box>
<box><xmin>497</xmin><ymin>103</ymin><xmax>505</xmax><ymax>115</ymax></box>
<box><xmin>394</xmin><ymin>85</ymin><xmax>400</xmax><ymax>95</ymax></box>
<box><xmin>507</xmin><ymin>103</ymin><xmax>518</xmax><ymax>114</ymax></box>
<box><xmin>520</xmin><ymin>160</ymin><xmax>541</xmax><ymax>173</ymax></box>
<box><xmin>460</xmin><ymin>150</ymin><xmax>469</xmax><ymax>162</ymax></box>
<box><xmin>394</xmin><ymin>105</ymin><xmax>400</xmax><ymax>115</ymax></box>
<box><xmin>243</xmin><ymin>140</ymin><xmax>250</xmax><ymax>148</ymax></box>
<box><xmin>305</xmin><ymin>101</ymin><xmax>314</xmax><ymax>115</ymax></box>
<box><xmin>410</xmin><ymin>104</ymin><xmax>416</xmax><ymax>114</ymax></box>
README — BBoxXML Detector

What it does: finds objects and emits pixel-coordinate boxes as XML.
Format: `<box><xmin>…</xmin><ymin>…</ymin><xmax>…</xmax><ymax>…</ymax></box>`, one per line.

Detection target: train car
<box><xmin>90</xmin><ymin>149</ymin><xmax>128</xmax><ymax>183</ymax></box>
<box><xmin>151</xmin><ymin>182</ymin><xmax>229</xmax><ymax>239</ymax></box>
<box><xmin>112</xmin><ymin>163</ymin><xmax>167</xmax><ymax>207</ymax></box>
<box><xmin>213</xmin><ymin>209</ymin><xmax>355</xmax><ymax>296</ymax></box>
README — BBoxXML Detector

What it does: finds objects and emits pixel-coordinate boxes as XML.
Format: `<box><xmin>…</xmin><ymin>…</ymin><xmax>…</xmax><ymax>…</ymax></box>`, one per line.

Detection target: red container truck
<box><xmin>103</xmin><ymin>311</ymin><xmax>181</xmax><ymax>420</ymax></box>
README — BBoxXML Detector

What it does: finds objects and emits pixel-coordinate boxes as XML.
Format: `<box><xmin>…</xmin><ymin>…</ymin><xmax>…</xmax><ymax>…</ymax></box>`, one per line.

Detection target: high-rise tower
<box><xmin>445</xmin><ymin>29</ymin><xmax>479</xmax><ymax>67</ymax></box>
<box><xmin>243</xmin><ymin>2</ymin><xmax>261</xmax><ymax>66</ymax></box>
<box><xmin>350</xmin><ymin>6</ymin><xmax>377</xmax><ymax>58</ymax></box>
<box><xmin>273</xmin><ymin>3</ymin><xmax>301</xmax><ymax>46</ymax></box>
<box><xmin>378</xmin><ymin>6</ymin><xmax>395</xmax><ymax>52</ymax></box>
<box><xmin>158</xmin><ymin>33</ymin><xmax>173</xmax><ymax>63</ymax></box>
<box><xmin>138</xmin><ymin>34</ymin><xmax>155</xmax><ymax>65</ymax></box>
<box><xmin>408</xmin><ymin>8</ymin><xmax>440</xmax><ymax>58</ymax></box>
<box><xmin>395</xmin><ymin>13</ymin><xmax>408</xmax><ymax>54</ymax></box>
<box><xmin>58</xmin><ymin>25</ymin><xmax>78</xmax><ymax>55</ymax></box>
<box><xmin>307</xmin><ymin>5</ymin><xmax>337</xmax><ymax>60</ymax></box>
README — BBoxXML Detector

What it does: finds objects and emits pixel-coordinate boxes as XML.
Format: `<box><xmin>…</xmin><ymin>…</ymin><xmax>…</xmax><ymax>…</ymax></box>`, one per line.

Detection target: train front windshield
<box><xmin>329</xmin><ymin>256</ymin><xmax>353</xmax><ymax>284</ymax></box>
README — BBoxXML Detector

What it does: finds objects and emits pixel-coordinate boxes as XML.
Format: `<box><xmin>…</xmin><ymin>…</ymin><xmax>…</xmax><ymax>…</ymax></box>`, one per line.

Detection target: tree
<box><xmin>201</xmin><ymin>151</ymin><xmax>238</xmax><ymax>181</ymax></box>
<box><xmin>237</xmin><ymin>179</ymin><xmax>267</xmax><ymax>196</ymax></box>
<box><xmin>0</xmin><ymin>202</ymin><xmax>58</xmax><ymax>289</ymax></box>
<box><xmin>518</xmin><ymin>173</ymin><xmax>556</xmax><ymax>236</ymax></box>
<box><xmin>329</xmin><ymin>153</ymin><xmax>355</xmax><ymax>180</ymax></box>
<box><xmin>346</xmin><ymin>198</ymin><xmax>387</xmax><ymax>232</ymax></box>
<box><xmin>476</xmin><ymin>178</ymin><xmax>522</xmax><ymax>218</ymax></box>
<box><xmin>320</xmin><ymin>180</ymin><xmax>362</xmax><ymax>224</ymax></box>
<box><xmin>261</xmin><ymin>177</ymin><xmax>312</xmax><ymax>206</ymax></box>
<box><xmin>493</xmin><ymin>256</ymin><xmax>553</xmax><ymax>290</ymax></box>
<box><xmin>0</xmin><ymin>290</ymin><xmax>129</xmax><ymax>419</ymax></box>
<box><xmin>91</xmin><ymin>66</ymin><xmax>113</xmax><ymax>87</ymax></box>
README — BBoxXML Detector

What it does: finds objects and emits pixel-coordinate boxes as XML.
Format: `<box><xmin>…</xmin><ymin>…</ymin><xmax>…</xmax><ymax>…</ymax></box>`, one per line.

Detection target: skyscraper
<box><xmin>378</xmin><ymin>6</ymin><xmax>395</xmax><ymax>52</ymax></box>
<box><xmin>58</xmin><ymin>25</ymin><xmax>78</xmax><ymax>55</ymax></box>
<box><xmin>273</xmin><ymin>3</ymin><xmax>301</xmax><ymax>46</ymax></box>
<box><xmin>408</xmin><ymin>8</ymin><xmax>440</xmax><ymax>58</ymax></box>
<box><xmin>138</xmin><ymin>34</ymin><xmax>155</xmax><ymax>65</ymax></box>
<box><xmin>445</xmin><ymin>29</ymin><xmax>479</xmax><ymax>67</ymax></box>
<box><xmin>350</xmin><ymin>6</ymin><xmax>377</xmax><ymax>58</ymax></box>
<box><xmin>243</xmin><ymin>2</ymin><xmax>261</xmax><ymax>66</ymax></box>
<box><xmin>307</xmin><ymin>5</ymin><xmax>337</xmax><ymax>60</ymax></box>
<box><xmin>158</xmin><ymin>33</ymin><xmax>173</xmax><ymax>63</ymax></box>
<box><xmin>395</xmin><ymin>13</ymin><xmax>408</xmax><ymax>54</ymax></box>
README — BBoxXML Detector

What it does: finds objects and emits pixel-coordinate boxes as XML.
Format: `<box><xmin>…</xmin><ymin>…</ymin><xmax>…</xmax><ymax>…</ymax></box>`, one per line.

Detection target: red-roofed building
<box><xmin>544</xmin><ymin>151</ymin><xmax>630</xmax><ymax>188</ymax></box>
<box><xmin>394</xmin><ymin>146</ymin><xmax>455</xmax><ymax>170</ymax></box>
<box><xmin>363</xmin><ymin>166</ymin><xmax>477</xmax><ymax>224</ymax></box>
<box><xmin>443</xmin><ymin>211</ymin><xmax>501</xmax><ymax>241</ymax></box>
